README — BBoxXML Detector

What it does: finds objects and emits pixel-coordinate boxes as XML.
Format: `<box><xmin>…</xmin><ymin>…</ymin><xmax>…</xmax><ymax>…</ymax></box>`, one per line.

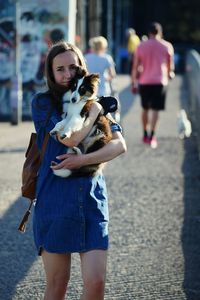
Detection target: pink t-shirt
<box><xmin>136</xmin><ymin>38</ymin><xmax>173</xmax><ymax>85</ymax></box>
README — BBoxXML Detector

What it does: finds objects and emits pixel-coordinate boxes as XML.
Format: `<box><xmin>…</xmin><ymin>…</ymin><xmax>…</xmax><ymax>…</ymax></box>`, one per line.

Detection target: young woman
<box><xmin>31</xmin><ymin>41</ymin><xmax>127</xmax><ymax>300</ymax></box>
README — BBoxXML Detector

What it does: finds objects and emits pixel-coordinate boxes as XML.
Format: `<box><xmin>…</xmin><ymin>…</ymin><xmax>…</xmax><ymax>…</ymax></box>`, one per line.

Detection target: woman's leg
<box><xmin>42</xmin><ymin>250</ymin><xmax>71</xmax><ymax>300</ymax></box>
<box><xmin>80</xmin><ymin>250</ymin><xmax>107</xmax><ymax>300</ymax></box>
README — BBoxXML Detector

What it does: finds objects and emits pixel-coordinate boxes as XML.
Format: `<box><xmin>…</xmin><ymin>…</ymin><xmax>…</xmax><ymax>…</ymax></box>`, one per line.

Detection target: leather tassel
<box><xmin>18</xmin><ymin>202</ymin><xmax>33</xmax><ymax>233</ymax></box>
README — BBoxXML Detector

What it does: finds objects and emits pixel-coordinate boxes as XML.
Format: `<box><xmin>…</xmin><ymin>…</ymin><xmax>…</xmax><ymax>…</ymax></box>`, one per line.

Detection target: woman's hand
<box><xmin>51</xmin><ymin>153</ymin><xmax>85</xmax><ymax>171</ymax></box>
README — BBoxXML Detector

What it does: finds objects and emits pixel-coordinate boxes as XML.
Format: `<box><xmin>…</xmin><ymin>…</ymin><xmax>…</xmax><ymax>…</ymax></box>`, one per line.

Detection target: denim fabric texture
<box><xmin>31</xmin><ymin>93</ymin><xmax>120</xmax><ymax>254</ymax></box>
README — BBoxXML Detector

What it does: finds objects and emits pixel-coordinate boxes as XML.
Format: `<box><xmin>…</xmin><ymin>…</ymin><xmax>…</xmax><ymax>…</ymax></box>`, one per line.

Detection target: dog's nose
<box><xmin>71</xmin><ymin>97</ymin><xmax>76</xmax><ymax>103</ymax></box>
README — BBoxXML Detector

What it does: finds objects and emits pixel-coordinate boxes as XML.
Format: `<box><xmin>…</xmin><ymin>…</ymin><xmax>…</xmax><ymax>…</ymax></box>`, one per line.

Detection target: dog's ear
<box><xmin>76</xmin><ymin>67</ymin><xmax>87</xmax><ymax>78</ymax></box>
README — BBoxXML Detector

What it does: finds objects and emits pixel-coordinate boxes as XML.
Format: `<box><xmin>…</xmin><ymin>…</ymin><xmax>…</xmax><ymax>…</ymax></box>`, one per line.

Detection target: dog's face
<box><xmin>70</xmin><ymin>73</ymin><xmax>100</xmax><ymax>104</ymax></box>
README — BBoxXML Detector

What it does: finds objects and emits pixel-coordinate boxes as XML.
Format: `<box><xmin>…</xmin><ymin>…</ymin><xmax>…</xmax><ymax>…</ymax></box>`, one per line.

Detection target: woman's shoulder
<box><xmin>32</xmin><ymin>91</ymin><xmax>52</xmax><ymax>111</ymax></box>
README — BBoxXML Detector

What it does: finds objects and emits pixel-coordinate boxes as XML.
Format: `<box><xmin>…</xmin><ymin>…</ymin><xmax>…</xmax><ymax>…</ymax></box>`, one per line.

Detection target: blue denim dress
<box><xmin>31</xmin><ymin>93</ymin><xmax>121</xmax><ymax>255</ymax></box>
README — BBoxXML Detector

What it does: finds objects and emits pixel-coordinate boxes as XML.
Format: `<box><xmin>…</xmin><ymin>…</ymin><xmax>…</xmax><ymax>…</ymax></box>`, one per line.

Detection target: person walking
<box><xmin>31</xmin><ymin>41</ymin><xmax>126</xmax><ymax>300</ymax></box>
<box><xmin>85</xmin><ymin>36</ymin><xmax>121</xmax><ymax>122</ymax></box>
<box><xmin>84</xmin><ymin>36</ymin><xmax>116</xmax><ymax>97</ymax></box>
<box><xmin>131</xmin><ymin>22</ymin><xmax>174</xmax><ymax>148</ymax></box>
<box><xmin>126</xmin><ymin>28</ymin><xmax>140</xmax><ymax>74</ymax></box>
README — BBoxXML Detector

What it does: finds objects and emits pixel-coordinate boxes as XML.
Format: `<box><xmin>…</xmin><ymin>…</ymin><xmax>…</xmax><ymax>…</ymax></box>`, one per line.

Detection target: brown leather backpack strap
<box><xmin>18</xmin><ymin>201</ymin><xmax>33</xmax><ymax>232</ymax></box>
<box><xmin>40</xmin><ymin>133</ymin><xmax>49</xmax><ymax>162</ymax></box>
<box><xmin>39</xmin><ymin>104</ymin><xmax>54</xmax><ymax>162</ymax></box>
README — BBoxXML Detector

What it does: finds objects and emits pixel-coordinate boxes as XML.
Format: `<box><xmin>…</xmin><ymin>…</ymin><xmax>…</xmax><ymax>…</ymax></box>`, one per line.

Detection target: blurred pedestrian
<box><xmin>126</xmin><ymin>28</ymin><xmax>140</xmax><ymax>74</ymax></box>
<box><xmin>84</xmin><ymin>36</ymin><xmax>121</xmax><ymax>122</ymax></box>
<box><xmin>49</xmin><ymin>28</ymin><xmax>65</xmax><ymax>45</ymax></box>
<box><xmin>131</xmin><ymin>22</ymin><xmax>175</xmax><ymax>148</ymax></box>
<box><xmin>84</xmin><ymin>36</ymin><xmax>116</xmax><ymax>97</ymax></box>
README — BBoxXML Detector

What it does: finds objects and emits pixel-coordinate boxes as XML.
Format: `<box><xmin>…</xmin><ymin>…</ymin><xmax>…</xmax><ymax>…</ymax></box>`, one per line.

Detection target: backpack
<box><xmin>21</xmin><ymin>132</ymin><xmax>49</xmax><ymax>200</ymax></box>
<box><xmin>18</xmin><ymin>132</ymin><xmax>49</xmax><ymax>233</ymax></box>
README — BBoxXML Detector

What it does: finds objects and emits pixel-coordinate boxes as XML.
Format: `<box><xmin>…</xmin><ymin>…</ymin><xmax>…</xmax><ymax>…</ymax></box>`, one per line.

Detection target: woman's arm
<box><xmin>57</xmin><ymin>101</ymin><xmax>103</xmax><ymax>147</ymax></box>
<box><xmin>51</xmin><ymin>131</ymin><xmax>127</xmax><ymax>171</ymax></box>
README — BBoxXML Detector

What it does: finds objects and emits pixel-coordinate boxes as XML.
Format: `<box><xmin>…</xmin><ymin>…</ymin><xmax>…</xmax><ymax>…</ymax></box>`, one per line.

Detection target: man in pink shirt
<box><xmin>131</xmin><ymin>22</ymin><xmax>174</xmax><ymax>148</ymax></box>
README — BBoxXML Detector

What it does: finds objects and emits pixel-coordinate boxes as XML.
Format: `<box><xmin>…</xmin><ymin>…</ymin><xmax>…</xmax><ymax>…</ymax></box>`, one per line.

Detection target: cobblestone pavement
<box><xmin>0</xmin><ymin>75</ymin><xmax>200</xmax><ymax>300</ymax></box>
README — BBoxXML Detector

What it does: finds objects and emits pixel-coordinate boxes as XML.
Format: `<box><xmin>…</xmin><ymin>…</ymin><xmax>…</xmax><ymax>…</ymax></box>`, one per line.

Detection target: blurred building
<box><xmin>76</xmin><ymin>0</ymin><xmax>134</xmax><ymax>72</ymax></box>
<box><xmin>0</xmin><ymin>0</ymin><xmax>133</xmax><ymax>121</ymax></box>
<box><xmin>1</xmin><ymin>0</ymin><xmax>198</xmax><ymax>121</ymax></box>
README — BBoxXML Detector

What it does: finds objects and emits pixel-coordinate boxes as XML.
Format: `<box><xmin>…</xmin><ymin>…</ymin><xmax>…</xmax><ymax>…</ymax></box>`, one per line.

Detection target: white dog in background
<box><xmin>176</xmin><ymin>109</ymin><xmax>192</xmax><ymax>139</ymax></box>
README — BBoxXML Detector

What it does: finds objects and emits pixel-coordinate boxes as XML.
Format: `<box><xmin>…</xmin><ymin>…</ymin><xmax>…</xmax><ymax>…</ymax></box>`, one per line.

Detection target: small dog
<box><xmin>50</xmin><ymin>68</ymin><xmax>99</xmax><ymax>139</ymax></box>
<box><xmin>50</xmin><ymin>68</ymin><xmax>113</xmax><ymax>177</ymax></box>
<box><xmin>176</xmin><ymin>109</ymin><xmax>192</xmax><ymax>139</ymax></box>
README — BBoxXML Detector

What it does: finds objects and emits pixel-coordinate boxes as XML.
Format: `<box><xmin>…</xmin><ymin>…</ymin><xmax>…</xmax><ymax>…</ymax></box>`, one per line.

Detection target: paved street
<box><xmin>0</xmin><ymin>75</ymin><xmax>200</xmax><ymax>300</ymax></box>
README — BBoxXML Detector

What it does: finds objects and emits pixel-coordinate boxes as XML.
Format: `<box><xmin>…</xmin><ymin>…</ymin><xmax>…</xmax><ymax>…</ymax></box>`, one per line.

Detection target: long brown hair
<box><xmin>45</xmin><ymin>41</ymin><xmax>88</xmax><ymax>113</ymax></box>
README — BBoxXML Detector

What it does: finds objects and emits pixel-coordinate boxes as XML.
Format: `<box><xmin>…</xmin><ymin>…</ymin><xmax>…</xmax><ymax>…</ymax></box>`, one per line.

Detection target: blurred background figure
<box><xmin>20</xmin><ymin>11</ymin><xmax>43</xmax><ymax>117</ymax></box>
<box><xmin>0</xmin><ymin>18</ymin><xmax>15</xmax><ymax>117</ymax></box>
<box><xmin>126</xmin><ymin>28</ymin><xmax>140</xmax><ymax>74</ymax></box>
<box><xmin>131</xmin><ymin>22</ymin><xmax>175</xmax><ymax>149</ymax></box>
<box><xmin>49</xmin><ymin>28</ymin><xmax>64</xmax><ymax>45</ymax></box>
<box><xmin>84</xmin><ymin>36</ymin><xmax>121</xmax><ymax>121</ymax></box>
<box><xmin>84</xmin><ymin>36</ymin><xmax>116</xmax><ymax>97</ymax></box>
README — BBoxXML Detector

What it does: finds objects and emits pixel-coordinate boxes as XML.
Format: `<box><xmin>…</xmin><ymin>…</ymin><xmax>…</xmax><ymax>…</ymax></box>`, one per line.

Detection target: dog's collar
<box><xmin>62</xmin><ymin>100</ymin><xmax>70</xmax><ymax>104</ymax></box>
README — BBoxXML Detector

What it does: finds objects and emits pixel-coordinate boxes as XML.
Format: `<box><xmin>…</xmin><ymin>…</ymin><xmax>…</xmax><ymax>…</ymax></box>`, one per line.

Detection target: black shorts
<box><xmin>139</xmin><ymin>84</ymin><xmax>167</xmax><ymax>110</ymax></box>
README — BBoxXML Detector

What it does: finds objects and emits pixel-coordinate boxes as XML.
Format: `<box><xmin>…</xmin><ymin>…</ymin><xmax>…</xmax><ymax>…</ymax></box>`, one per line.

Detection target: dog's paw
<box><xmin>95</xmin><ymin>129</ymin><xmax>104</xmax><ymax>137</ymax></box>
<box><xmin>53</xmin><ymin>168</ymin><xmax>72</xmax><ymax>178</ymax></box>
<box><xmin>72</xmin><ymin>146</ymin><xmax>82</xmax><ymax>155</ymax></box>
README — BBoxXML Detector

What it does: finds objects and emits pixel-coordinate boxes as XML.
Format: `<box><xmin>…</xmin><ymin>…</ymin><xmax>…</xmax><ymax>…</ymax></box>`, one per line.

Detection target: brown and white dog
<box><xmin>50</xmin><ymin>68</ymin><xmax>113</xmax><ymax>177</ymax></box>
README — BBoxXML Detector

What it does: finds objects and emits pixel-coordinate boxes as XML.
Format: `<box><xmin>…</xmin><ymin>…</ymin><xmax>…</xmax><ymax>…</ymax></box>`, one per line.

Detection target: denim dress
<box><xmin>31</xmin><ymin>93</ymin><xmax>121</xmax><ymax>255</ymax></box>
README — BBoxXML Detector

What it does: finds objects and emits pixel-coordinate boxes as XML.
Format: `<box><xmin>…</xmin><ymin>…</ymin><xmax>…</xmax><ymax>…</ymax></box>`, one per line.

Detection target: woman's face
<box><xmin>52</xmin><ymin>50</ymin><xmax>79</xmax><ymax>87</ymax></box>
